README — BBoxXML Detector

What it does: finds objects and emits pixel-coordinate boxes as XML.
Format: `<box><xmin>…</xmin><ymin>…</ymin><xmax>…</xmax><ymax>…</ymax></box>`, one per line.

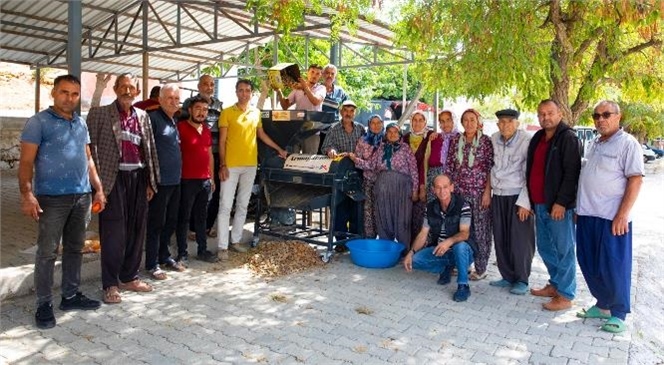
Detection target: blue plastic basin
<box><xmin>345</xmin><ymin>239</ymin><xmax>405</xmax><ymax>269</ymax></box>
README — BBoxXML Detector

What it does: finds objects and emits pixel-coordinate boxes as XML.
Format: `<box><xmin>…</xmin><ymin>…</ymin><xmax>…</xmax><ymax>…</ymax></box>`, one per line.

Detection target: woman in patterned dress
<box><xmin>402</xmin><ymin>111</ymin><xmax>434</xmax><ymax>243</ymax></box>
<box><xmin>425</xmin><ymin>110</ymin><xmax>460</xmax><ymax>203</ymax></box>
<box><xmin>354</xmin><ymin>115</ymin><xmax>384</xmax><ymax>238</ymax></box>
<box><xmin>445</xmin><ymin>109</ymin><xmax>494</xmax><ymax>280</ymax></box>
<box><xmin>350</xmin><ymin>123</ymin><xmax>418</xmax><ymax>250</ymax></box>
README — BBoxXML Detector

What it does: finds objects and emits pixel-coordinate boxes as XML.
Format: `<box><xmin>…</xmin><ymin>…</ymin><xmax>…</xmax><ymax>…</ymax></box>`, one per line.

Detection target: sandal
<box><xmin>469</xmin><ymin>271</ymin><xmax>487</xmax><ymax>281</ymax></box>
<box><xmin>119</xmin><ymin>279</ymin><xmax>153</xmax><ymax>292</ymax></box>
<box><xmin>601</xmin><ymin>317</ymin><xmax>627</xmax><ymax>333</ymax></box>
<box><xmin>149</xmin><ymin>268</ymin><xmax>167</xmax><ymax>280</ymax></box>
<box><xmin>206</xmin><ymin>228</ymin><xmax>217</xmax><ymax>238</ymax></box>
<box><xmin>163</xmin><ymin>259</ymin><xmax>186</xmax><ymax>272</ymax></box>
<box><xmin>103</xmin><ymin>286</ymin><xmax>122</xmax><ymax>304</ymax></box>
<box><xmin>577</xmin><ymin>306</ymin><xmax>611</xmax><ymax>319</ymax></box>
<box><xmin>187</xmin><ymin>232</ymin><xmax>196</xmax><ymax>241</ymax></box>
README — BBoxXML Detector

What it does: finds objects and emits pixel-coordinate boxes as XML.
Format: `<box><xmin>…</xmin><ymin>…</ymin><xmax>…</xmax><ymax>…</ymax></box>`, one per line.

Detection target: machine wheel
<box><xmin>321</xmin><ymin>251</ymin><xmax>333</xmax><ymax>263</ymax></box>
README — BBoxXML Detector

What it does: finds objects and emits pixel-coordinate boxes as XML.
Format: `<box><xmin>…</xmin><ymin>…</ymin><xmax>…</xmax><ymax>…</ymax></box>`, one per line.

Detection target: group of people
<box><xmin>326</xmin><ymin>98</ymin><xmax>643</xmax><ymax>334</ymax></box>
<box><xmin>20</xmin><ymin>68</ymin><xmax>643</xmax><ymax>335</ymax></box>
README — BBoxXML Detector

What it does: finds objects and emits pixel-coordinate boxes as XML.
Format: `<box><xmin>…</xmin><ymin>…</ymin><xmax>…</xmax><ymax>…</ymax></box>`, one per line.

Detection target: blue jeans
<box><xmin>34</xmin><ymin>194</ymin><xmax>91</xmax><ymax>305</ymax></box>
<box><xmin>412</xmin><ymin>242</ymin><xmax>474</xmax><ymax>284</ymax></box>
<box><xmin>534</xmin><ymin>204</ymin><xmax>576</xmax><ymax>300</ymax></box>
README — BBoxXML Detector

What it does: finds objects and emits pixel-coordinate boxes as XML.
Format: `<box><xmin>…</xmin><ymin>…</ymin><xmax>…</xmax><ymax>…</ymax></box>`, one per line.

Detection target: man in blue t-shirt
<box><xmin>19</xmin><ymin>74</ymin><xmax>105</xmax><ymax>329</ymax></box>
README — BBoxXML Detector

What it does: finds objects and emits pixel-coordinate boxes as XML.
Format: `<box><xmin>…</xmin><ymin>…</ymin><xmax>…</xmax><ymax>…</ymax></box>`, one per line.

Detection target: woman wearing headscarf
<box><xmin>425</xmin><ymin>110</ymin><xmax>460</xmax><ymax>202</ymax></box>
<box><xmin>350</xmin><ymin>123</ymin><xmax>418</xmax><ymax>250</ymax></box>
<box><xmin>403</xmin><ymin>111</ymin><xmax>434</xmax><ymax>242</ymax></box>
<box><xmin>353</xmin><ymin>115</ymin><xmax>384</xmax><ymax>238</ymax></box>
<box><xmin>445</xmin><ymin>108</ymin><xmax>494</xmax><ymax>280</ymax></box>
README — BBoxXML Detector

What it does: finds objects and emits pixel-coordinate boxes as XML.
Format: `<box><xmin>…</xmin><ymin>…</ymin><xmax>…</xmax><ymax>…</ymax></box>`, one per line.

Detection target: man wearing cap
<box><xmin>321</xmin><ymin>100</ymin><xmax>366</xmax><ymax>246</ymax></box>
<box><xmin>489</xmin><ymin>109</ymin><xmax>535</xmax><ymax>295</ymax></box>
<box><xmin>575</xmin><ymin>100</ymin><xmax>643</xmax><ymax>333</ymax></box>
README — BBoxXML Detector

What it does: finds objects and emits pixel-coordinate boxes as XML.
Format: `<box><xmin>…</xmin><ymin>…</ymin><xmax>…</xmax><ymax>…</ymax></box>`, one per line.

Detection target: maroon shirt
<box><xmin>178</xmin><ymin>121</ymin><xmax>212</xmax><ymax>179</ymax></box>
<box><xmin>528</xmin><ymin>137</ymin><xmax>550</xmax><ymax>204</ymax></box>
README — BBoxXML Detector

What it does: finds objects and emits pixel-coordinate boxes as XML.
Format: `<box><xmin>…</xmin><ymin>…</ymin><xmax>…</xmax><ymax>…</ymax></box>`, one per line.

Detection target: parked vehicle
<box><xmin>574</xmin><ymin>126</ymin><xmax>596</xmax><ymax>157</ymax></box>
<box><xmin>646</xmin><ymin>144</ymin><xmax>664</xmax><ymax>158</ymax></box>
<box><xmin>642</xmin><ymin>144</ymin><xmax>657</xmax><ymax>163</ymax></box>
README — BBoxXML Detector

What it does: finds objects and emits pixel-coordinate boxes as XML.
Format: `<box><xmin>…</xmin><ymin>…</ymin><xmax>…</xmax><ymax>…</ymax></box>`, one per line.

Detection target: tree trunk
<box><xmin>90</xmin><ymin>73</ymin><xmax>111</xmax><ymax>108</ymax></box>
<box><xmin>398</xmin><ymin>83</ymin><xmax>425</xmax><ymax>126</ymax></box>
<box><xmin>548</xmin><ymin>0</ymin><xmax>574</xmax><ymax>125</ymax></box>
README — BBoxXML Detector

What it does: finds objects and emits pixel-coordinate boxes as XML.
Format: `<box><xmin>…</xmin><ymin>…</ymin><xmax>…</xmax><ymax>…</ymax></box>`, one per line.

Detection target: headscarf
<box><xmin>409</xmin><ymin>110</ymin><xmax>429</xmax><ymax>138</ymax></box>
<box><xmin>363</xmin><ymin>114</ymin><xmax>385</xmax><ymax>149</ymax></box>
<box><xmin>382</xmin><ymin>123</ymin><xmax>403</xmax><ymax>170</ymax></box>
<box><xmin>456</xmin><ymin>108</ymin><xmax>483</xmax><ymax>168</ymax></box>
<box><xmin>439</xmin><ymin>110</ymin><xmax>460</xmax><ymax>166</ymax></box>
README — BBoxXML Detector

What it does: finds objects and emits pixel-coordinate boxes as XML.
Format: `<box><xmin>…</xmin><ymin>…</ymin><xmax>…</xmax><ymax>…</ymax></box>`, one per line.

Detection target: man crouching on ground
<box><xmin>403</xmin><ymin>174</ymin><xmax>477</xmax><ymax>302</ymax></box>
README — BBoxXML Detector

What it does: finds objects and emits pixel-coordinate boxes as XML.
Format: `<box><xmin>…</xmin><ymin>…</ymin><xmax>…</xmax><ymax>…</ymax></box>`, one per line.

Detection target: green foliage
<box><xmin>621</xmin><ymin>102</ymin><xmax>664</xmax><ymax>142</ymax></box>
<box><xmin>393</xmin><ymin>0</ymin><xmax>664</xmax><ymax>125</ymax></box>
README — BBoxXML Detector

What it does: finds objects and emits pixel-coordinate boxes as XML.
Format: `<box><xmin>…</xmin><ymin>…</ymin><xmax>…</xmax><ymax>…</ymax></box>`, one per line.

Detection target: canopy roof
<box><xmin>0</xmin><ymin>0</ymin><xmax>405</xmax><ymax>81</ymax></box>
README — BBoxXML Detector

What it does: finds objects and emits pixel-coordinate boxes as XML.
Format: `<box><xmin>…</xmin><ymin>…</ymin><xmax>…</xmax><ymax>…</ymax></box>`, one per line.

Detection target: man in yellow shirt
<box><xmin>217</xmin><ymin>79</ymin><xmax>287</xmax><ymax>259</ymax></box>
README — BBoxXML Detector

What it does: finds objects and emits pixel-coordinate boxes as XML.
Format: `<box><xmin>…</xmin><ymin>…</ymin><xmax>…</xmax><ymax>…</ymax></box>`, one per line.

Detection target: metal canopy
<box><xmin>0</xmin><ymin>0</ymin><xmax>409</xmax><ymax>81</ymax></box>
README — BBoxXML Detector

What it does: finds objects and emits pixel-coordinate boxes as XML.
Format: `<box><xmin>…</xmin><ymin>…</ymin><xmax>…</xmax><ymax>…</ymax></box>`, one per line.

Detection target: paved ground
<box><xmin>1</xmin><ymin>163</ymin><xmax>663</xmax><ymax>364</ymax></box>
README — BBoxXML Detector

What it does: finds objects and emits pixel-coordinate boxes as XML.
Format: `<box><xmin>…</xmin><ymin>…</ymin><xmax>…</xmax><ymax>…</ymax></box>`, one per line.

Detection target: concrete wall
<box><xmin>0</xmin><ymin>116</ymin><xmax>25</xmax><ymax>169</ymax></box>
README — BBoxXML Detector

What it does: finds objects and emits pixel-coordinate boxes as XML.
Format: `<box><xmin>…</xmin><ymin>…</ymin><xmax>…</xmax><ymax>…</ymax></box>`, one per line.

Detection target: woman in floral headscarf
<box><xmin>445</xmin><ymin>108</ymin><xmax>494</xmax><ymax>280</ymax></box>
<box><xmin>425</xmin><ymin>110</ymin><xmax>460</xmax><ymax>203</ymax></box>
<box><xmin>402</xmin><ymin>111</ymin><xmax>434</xmax><ymax>243</ymax></box>
<box><xmin>350</xmin><ymin>123</ymin><xmax>418</xmax><ymax>250</ymax></box>
<box><xmin>354</xmin><ymin>115</ymin><xmax>385</xmax><ymax>238</ymax></box>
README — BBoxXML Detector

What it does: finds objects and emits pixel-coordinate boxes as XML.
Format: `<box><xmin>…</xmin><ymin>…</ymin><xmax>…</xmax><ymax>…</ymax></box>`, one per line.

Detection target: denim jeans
<box><xmin>34</xmin><ymin>193</ymin><xmax>91</xmax><ymax>305</ymax></box>
<box><xmin>412</xmin><ymin>242</ymin><xmax>474</xmax><ymax>285</ymax></box>
<box><xmin>217</xmin><ymin>166</ymin><xmax>257</xmax><ymax>249</ymax></box>
<box><xmin>177</xmin><ymin>179</ymin><xmax>211</xmax><ymax>256</ymax></box>
<box><xmin>145</xmin><ymin>184</ymin><xmax>180</xmax><ymax>269</ymax></box>
<box><xmin>534</xmin><ymin>204</ymin><xmax>577</xmax><ymax>300</ymax></box>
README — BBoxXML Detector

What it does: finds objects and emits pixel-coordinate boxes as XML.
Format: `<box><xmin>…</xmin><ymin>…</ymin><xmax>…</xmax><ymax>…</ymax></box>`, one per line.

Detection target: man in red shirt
<box><xmin>175</xmin><ymin>96</ymin><xmax>218</xmax><ymax>263</ymax></box>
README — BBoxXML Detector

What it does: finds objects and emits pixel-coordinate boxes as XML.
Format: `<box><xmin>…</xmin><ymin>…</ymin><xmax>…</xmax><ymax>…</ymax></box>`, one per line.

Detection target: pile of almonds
<box><xmin>247</xmin><ymin>240</ymin><xmax>324</xmax><ymax>278</ymax></box>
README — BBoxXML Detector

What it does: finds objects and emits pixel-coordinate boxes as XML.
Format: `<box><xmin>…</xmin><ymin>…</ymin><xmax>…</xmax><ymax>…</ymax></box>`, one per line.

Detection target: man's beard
<box><xmin>191</xmin><ymin>118</ymin><xmax>205</xmax><ymax>124</ymax></box>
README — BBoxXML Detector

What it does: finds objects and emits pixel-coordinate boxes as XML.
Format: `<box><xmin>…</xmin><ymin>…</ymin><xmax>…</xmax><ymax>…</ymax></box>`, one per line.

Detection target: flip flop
<box><xmin>119</xmin><ymin>279</ymin><xmax>153</xmax><ymax>292</ymax></box>
<box><xmin>149</xmin><ymin>268</ymin><xmax>167</xmax><ymax>280</ymax></box>
<box><xmin>601</xmin><ymin>317</ymin><xmax>627</xmax><ymax>333</ymax></box>
<box><xmin>576</xmin><ymin>306</ymin><xmax>611</xmax><ymax>319</ymax></box>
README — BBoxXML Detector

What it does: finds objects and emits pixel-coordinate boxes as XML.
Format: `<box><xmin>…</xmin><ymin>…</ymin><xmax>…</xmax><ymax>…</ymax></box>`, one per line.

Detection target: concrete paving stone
<box><xmin>10</xmin><ymin>354</ymin><xmax>50</xmax><ymax>365</ymax></box>
<box><xmin>550</xmin><ymin>344</ymin><xmax>589</xmax><ymax>363</ymax></box>
<box><xmin>608</xmin><ymin>346</ymin><xmax>629</xmax><ymax>361</ymax></box>
<box><xmin>494</xmin><ymin>347</ymin><xmax>532</xmax><ymax>362</ymax></box>
<box><xmin>528</xmin><ymin>352</ymin><xmax>569</xmax><ymax>365</ymax></box>
<box><xmin>43</xmin><ymin>351</ymin><xmax>97</xmax><ymax>364</ymax></box>
<box><xmin>471</xmin><ymin>349</ymin><xmax>503</xmax><ymax>364</ymax></box>
<box><xmin>274</xmin><ymin>343</ymin><xmax>316</xmax><ymax>362</ymax></box>
<box><xmin>464</xmin><ymin>338</ymin><xmax>499</xmax><ymax>355</ymax></box>
<box><xmin>571</xmin><ymin>340</ymin><xmax>610</xmax><ymax>357</ymax></box>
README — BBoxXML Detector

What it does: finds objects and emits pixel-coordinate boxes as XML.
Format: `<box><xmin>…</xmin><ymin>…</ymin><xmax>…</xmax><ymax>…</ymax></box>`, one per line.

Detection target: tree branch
<box><xmin>622</xmin><ymin>38</ymin><xmax>662</xmax><ymax>58</ymax></box>
<box><xmin>572</xmin><ymin>27</ymin><xmax>604</xmax><ymax>62</ymax></box>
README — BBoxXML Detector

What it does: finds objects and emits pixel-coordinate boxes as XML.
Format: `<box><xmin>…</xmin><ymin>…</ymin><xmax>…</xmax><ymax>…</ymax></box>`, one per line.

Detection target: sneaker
<box><xmin>230</xmin><ymin>243</ymin><xmax>248</xmax><ymax>253</ymax></box>
<box><xmin>489</xmin><ymin>279</ymin><xmax>512</xmax><ymax>288</ymax></box>
<box><xmin>437</xmin><ymin>265</ymin><xmax>452</xmax><ymax>285</ymax></box>
<box><xmin>453</xmin><ymin>284</ymin><xmax>471</xmax><ymax>302</ymax></box>
<box><xmin>35</xmin><ymin>302</ymin><xmax>56</xmax><ymax>329</ymax></box>
<box><xmin>59</xmin><ymin>292</ymin><xmax>101</xmax><ymax>311</ymax></box>
<box><xmin>510</xmin><ymin>282</ymin><xmax>529</xmax><ymax>295</ymax></box>
<box><xmin>196</xmin><ymin>250</ymin><xmax>220</xmax><ymax>263</ymax></box>
<box><xmin>217</xmin><ymin>249</ymin><xmax>229</xmax><ymax>260</ymax></box>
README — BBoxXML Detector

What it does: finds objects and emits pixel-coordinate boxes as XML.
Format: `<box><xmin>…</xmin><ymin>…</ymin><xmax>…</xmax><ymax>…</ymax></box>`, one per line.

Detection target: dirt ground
<box><xmin>0</xmin><ymin>62</ymin><xmax>57</xmax><ymax>114</ymax></box>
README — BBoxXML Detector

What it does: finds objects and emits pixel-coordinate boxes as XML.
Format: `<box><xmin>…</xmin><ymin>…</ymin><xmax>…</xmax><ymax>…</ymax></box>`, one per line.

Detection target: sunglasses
<box><xmin>592</xmin><ymin>112</ymin><xmax>618</xmax><ymax>120</ymax></box>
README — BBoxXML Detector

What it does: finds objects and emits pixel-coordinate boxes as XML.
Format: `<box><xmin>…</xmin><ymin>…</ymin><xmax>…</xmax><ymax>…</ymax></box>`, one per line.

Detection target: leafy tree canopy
<box><xmin>393</xmin><ymin>0</ymin><xmax>663</xmax><ymax>125</ymax></box>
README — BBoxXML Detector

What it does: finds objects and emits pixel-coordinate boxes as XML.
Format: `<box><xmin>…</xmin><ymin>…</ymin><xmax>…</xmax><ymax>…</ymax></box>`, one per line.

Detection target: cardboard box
<box><xmin>268</xmin><ymin>63</ymin><xmax>301</xmax><ymax>90</ymax></box>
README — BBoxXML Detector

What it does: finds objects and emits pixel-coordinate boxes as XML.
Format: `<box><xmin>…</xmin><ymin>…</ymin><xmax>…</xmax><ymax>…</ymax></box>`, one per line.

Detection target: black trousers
<box><xmin>99</xmin><ymin>169</ymin><xmax>148</xmax><ymax>289</ymax></box>
<box><xmin>145</xmin><ymin>184</ymin><xmax>180</xmax><ymax>270</ymax></box>
<box><xmin>178</xmin><ymin>179</ymin><xmax>211</xmax><ymax>256</ymax></box>
<box><xmin>190</xmin><ymin>152</ymin><xmax>220</xmax><ymax>231</ymax></box>
<box><xmin>491</xmin><ymin>194</ymin><xmax>535</xmax><ymax>284</ymax></box>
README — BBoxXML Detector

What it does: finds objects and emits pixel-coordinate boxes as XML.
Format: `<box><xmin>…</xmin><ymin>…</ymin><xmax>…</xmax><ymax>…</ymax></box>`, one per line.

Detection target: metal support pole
<box><xmin>272</xmin><ymin>35</ymin><xmax>279</xmax><ymax>109</ymax></box>
<box><xmin>35</xmin><ymin>67</ymin><xmax>41</xmax><ymax>114</ymax></box>
<box><xmin>67</xmin><ymin>0</ymin><xmax>82</xmax><ymax>114</ymax></box>
<box><xmin>434</xmin><ymin>90</ymin><xmax>440</xmax><ymax>132</ymax></box>
<box><xmin>330</xmin><ymin>42</ymin><xmax>339</xmax><ymax>66</ymax></box>
<box><xmin>304</xmin><ymin>36</ymin><xmax>309</xmax><ymax>68</ymax></box>
<box><xmin>142</xmin><ymin>1</ymin><xmax>149</xmax><ymax>99</ymax></box>
<box><xmin>142</xmin><ymin>52</ymin><xmax>149</xmax><ymax>99</ymax></box>
<box><xmin>402</xmin><ymin>64</ymin><xmax>407</xmax><ymax>117</ymax></box>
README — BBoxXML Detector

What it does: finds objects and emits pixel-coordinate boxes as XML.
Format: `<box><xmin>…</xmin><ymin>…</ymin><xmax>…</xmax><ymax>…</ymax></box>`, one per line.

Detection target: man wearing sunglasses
<box><xmin>526</xmin><ymin>99</ymin><xmax>582</xmax><ymax>311</ymax></box>
<box><xmin>575</xmin><ymin>101</ymin><xmax>644</xmax><ymax>333</ymax></box>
